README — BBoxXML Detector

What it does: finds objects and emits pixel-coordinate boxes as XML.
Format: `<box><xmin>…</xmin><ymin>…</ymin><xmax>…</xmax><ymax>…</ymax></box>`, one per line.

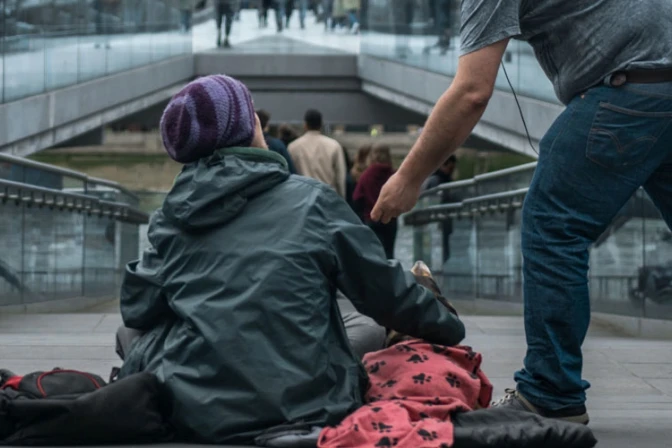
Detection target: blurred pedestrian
<box><xmin>214</xmin><ymin>0</ymin><xmax>238</xmax><ymax>47</ymax></box>
<box><xmin>350</xmin><ymin>144</ymin><xmax>371</xmax><ymax>183</ymax></box>
<box><xmin>257</xmin><ymin>109</ymin><xmax>297</xmax><ymax>174</ymax></box>
<box><xmin>353</xmin><ymin>144</ymin><xmax>397</xmax><ymax>258</ymax></box>
<box><xmin>288</xmin><ymin>109</ymin><xmax>347</xmax><ymax>198</ymax></box>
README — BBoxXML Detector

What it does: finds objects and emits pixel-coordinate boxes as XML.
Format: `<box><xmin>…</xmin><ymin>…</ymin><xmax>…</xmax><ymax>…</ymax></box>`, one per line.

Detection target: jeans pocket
<box><xmin>586</xmin><ymin>102</ymin><xmax>672</xmax><ymax>170</ymax></box>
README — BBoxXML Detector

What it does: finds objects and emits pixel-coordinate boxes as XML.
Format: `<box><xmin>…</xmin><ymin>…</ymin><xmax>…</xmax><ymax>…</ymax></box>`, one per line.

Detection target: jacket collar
<box><xmin>214</xmin><ymin>146</ymin><xmax>288</xmax><ymax>170</ymax></box>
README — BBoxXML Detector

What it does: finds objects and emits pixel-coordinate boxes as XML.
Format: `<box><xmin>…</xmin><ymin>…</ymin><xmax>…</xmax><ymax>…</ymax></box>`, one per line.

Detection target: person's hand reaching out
<box><xmin>370</xmin><ymin>172</ymin><xmax>422</xmax><ymax>224</ymax></box>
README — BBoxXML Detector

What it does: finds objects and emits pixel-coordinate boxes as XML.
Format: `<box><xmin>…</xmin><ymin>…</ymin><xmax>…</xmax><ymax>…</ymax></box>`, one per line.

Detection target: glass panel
<box><xmin>44</xmin><ymin>26</ymin><xmax>80</xmax><ymax>91</ymax></box>
<box><xmin>588</xmin><ymin>193</ymin><xmax>644</xmax><ymax>316</ymax></box>
<box><xmin>476</xmin><ymin>210</ymin><xmax>521</xmax><ymax>301</ymax></box>
<box><xmin>361</xmin><ymin>0</ymin><xmax>559</xmax><ymax>104</ymax></box>
<box><xmin>439</xmin><ymin>216</ymin><xmax>476</xmax><ymax>300</ymax></box>
<box><xmin>0</xmin><ymin>201</ymin><xmax>24</xmax><ymax>306</ymax></box>
<box><xmin>53</xmin><ymin>209</ymin><xmax>85</xmax><ymax>300</ymax></box>
<box><xmin>641</xmin><ymin>193</ymin><xmax>672</xmax><ymax>320</ymax></box>
<box><xmin>83</xmin><ymin>214</ymin><xmax>117</xmax><ymax>298</ymax></box>
<box><xmin>22</xmin><ymin>205</ymin><xmax>57</xmax><ymax>303</ymax></box>
<box><xmin>395</xmin><ymin>218</ymin><xmax>415</xmax><ymax>270</ymax></box>
<box><xmin>4</xmin><ymin>31</ymin><xmax>46</xmax><ymax>102</ymax></box>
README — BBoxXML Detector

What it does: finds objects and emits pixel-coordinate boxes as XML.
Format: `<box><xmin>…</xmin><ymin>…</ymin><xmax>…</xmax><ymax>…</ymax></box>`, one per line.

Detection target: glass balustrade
<box><xmin>360</xmin><ymin>0</ymin><xmax>559</xmax><ymax>104</ymax></box>
<box><xmin>404</xmin><ymin>163</ymin><xmax>672</xmax><ymax>320</ymax></box>
<box><xmin>0</xmin><ymin>153</ymin><xmax>147</xmax><ymax>307</ymax></box>
<box><xmin>1</xmin><ymin>0</ymin><xmax>191</xmax><ymax>103</ymax></box>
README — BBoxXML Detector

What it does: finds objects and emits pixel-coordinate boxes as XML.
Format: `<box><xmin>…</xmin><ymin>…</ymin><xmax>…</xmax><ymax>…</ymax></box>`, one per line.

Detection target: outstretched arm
<box><xmin>371</xmin><ymin>39</ymin><xmax>509</xmax><ymax>223</ymax></box>
<box><xmin>319</xmin><ymin>188</ymin><xmax>465</xmax><ymax>346</ymax></box>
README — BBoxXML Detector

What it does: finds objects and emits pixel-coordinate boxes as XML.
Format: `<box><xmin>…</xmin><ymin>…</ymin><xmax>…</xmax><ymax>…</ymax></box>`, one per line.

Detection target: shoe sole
<box><xmin>517</xmin><ymin>391</ymin><xmax>590</xmax><ymax>426</ymax></box>
<box><xmin>557</xmin><ymin>414</ymin><xmax>590</xmax><ymax>426</ymax></box>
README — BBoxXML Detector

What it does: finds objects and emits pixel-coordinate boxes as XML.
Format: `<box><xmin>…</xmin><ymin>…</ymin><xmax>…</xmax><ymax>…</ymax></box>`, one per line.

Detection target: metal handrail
<box><xmin>87</xmin><ymin>176</ymin><xmax>139</xmax><ymax>201</ymax></box>
<box><xmin>0</xmin><ymin>179</ymin><xmax>149</xmax><ymax>224</ymax></box>
<box><xmin>0</xmin><ymin>152</ymin><xmax>86</xmax><ymax>180</ymax></box>
<box><xmin>473</xmin><ymin>162</ymin><xmax>537</xmax><ymax>182</ymax></box>
<box><xmin>0</xmin><ymin>153</ymin><xmax>140</xmax><ymax>202</ymax></box>
<box><xmin>419</xmin><ymin>178</ymin><xmax>475</xmax><ymax>199</ymax></box>
<box><xmin>404</xmin><ymin>187</ymin><xmax>529</xmax><ymax>226</ymax></box>
<box><xmin>419</xmin><ymin>162</ymin><xmax>537</xmax><ymax>200</ymax></box>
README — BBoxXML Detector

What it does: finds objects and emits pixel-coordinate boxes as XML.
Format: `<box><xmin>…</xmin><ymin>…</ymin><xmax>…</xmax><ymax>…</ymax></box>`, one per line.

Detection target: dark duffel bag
<box><xmin>0</xmin><ymin>369</ymin><xmax>173</xmax><ymax>445</ymax></box>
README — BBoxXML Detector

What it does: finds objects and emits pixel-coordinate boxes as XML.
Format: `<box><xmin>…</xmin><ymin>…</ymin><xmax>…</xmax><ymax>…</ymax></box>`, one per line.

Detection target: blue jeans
<box><xmin>515</xmin><ymin>80</ymin><xmax>672</xmax><ymax>410</ymax></box>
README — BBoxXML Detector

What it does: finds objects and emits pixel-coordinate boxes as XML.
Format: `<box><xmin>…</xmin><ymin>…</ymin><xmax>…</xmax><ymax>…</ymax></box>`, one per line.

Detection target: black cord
<box><xmin>500</xmin><ymin>61</ymin><xmax>539</xmax><ymax>155</ymax></box>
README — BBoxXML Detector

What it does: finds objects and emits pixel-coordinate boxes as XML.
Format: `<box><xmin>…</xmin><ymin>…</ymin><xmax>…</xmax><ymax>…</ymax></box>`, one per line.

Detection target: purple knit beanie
<box><xmin>160</xmin><ymin>75</ymin><xmax>256</xmax><ymax>163</ymax></box>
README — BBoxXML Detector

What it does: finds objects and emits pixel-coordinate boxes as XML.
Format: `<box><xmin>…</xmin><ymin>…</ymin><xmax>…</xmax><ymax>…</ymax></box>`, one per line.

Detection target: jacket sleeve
<box><xmin>119</xmin><ymin>247</ymin><xmax>171</xmax><ymax>331</ymax></box>
<box><xmin>318</xmin><ymin>187</ymin><xmax>465</xmax><ymax>347</ymax></box>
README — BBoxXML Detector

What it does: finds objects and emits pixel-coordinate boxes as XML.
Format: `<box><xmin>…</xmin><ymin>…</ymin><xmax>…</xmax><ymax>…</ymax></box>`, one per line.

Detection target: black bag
<box><xmin>0</xmin><ymin>368</ymin><xmax>106</xmax><ymax>399</ymax></box>
<box><xmin>0</xmin><ymin>370</ymin><xmax>173</xmax><ymax>445</ymax></box>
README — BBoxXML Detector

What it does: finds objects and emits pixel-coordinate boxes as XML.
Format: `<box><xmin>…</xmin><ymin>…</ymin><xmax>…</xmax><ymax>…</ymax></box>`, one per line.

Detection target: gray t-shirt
<box><xmin>460</xmin><ymin>0</ymin><xmax>672</xmax><ymax>104</ymax></box>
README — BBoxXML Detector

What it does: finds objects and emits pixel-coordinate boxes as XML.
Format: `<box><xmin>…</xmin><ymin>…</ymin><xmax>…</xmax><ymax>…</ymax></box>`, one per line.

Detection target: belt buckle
<box><xmin>609</xmin><ymin>72</ymin><xmax>627</xmax><ymax>87</ymax></box>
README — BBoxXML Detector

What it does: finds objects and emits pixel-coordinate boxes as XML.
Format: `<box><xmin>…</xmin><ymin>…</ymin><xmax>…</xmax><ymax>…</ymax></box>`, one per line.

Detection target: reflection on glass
<box><xmin>437</xmin><ymin>216</ymin><xmax>476</xmax><ymax>299</ymax></box>
<box><xmin>0</xmin><ymin>177</ymin><xmax>144</xmax><ymax>306</ymax></box>
<box><xmin>642</xmin><ymin>194</ymin><xmax>672</xmax><ymax>320</ymax></box>
<box><xmin>1</xmin><ymin>0</ymin><xmax>191</xmax><ymax>103</ymax></box>
<box><xmin>411</xmin><ymin>164</ymin><xmax>672</xmax><ymax>322</ymax></box>
<box><xmin>0</xmin><ymin>202</ymin><xmax>24</xmax><ymax>306</ymax></box>
<box><xmin>360</xmin><ymin>0</ymin><xmax>560</xmax><ymax>104</ymax></box>
<box><xmin>83</xmin><ymin>214</ymin><xmax>117</xmax><ymax>298</ymax></box>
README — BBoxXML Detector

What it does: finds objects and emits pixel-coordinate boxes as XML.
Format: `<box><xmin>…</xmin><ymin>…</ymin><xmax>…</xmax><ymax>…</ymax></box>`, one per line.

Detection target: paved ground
<box><xmin>1</xmin><ymin>301</ymin><xmax>670</xmax><ymax>447</ymax></box>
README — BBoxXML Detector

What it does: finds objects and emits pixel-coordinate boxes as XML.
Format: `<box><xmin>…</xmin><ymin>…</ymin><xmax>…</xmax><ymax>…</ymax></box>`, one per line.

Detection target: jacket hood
<box><xmin>161</xmin><ymin>147</ymin><xmax>289</xmax><ymax>231</ymax></box>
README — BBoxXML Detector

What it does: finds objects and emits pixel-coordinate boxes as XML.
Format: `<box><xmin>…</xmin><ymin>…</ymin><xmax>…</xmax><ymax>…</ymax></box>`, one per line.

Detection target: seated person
<box><xmin>115</xmin><ymin>75</ymin><xmax>465</xmax><ymax>445</ymax></box>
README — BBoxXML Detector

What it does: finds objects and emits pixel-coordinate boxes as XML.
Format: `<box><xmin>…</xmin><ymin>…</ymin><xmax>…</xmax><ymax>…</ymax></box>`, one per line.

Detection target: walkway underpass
<box><xmin>2</xmin><ymin>2</ymin><xmax>672</xmax><ymax>447</ymax></box>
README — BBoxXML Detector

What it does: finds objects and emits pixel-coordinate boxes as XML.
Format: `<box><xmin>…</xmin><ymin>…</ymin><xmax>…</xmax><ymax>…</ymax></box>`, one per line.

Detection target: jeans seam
<box><xmin>598</xmin><ymin>101</ymin><xmax>672</xmax><ymax>118</ymax></box>
<box><xmin>623</xmin><ymin>85</ymin><xmax>672</xmax><ymax>100</ymax></box>
<box><xmin>545</xmin><ymin>99</ymin><xmax>578</xmax><ymax>157</ymax></box>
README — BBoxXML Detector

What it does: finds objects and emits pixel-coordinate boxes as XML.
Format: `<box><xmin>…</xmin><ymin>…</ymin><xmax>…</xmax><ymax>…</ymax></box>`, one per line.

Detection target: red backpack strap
<box><xmin>1</xmin><ymin>376</ymin><xmax>23</xmax><ymax>391</ymax></box>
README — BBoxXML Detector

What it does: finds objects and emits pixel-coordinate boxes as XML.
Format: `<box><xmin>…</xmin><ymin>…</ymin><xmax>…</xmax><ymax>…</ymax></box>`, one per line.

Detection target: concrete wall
<box><xmin>358</xmin><ymin>55</ymin><xmax>565</xmax><ymax>158</ymax></box>
<box><xmin>2</xmin><ymin>41</ymin><xmax>566</xmax><ymax>157</ymax></box>
<box><xmin>0</xmin><ymin>56</ymin><xmax>194</xmax><ymax>156</ymax></box>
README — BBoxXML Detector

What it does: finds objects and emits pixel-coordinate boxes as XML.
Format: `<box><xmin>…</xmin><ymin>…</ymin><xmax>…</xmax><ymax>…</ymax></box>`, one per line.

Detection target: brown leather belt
<box><xmin>608</xmin><ymin>69</ymin><xmax>672</xmax><ymax>86</ymax></box>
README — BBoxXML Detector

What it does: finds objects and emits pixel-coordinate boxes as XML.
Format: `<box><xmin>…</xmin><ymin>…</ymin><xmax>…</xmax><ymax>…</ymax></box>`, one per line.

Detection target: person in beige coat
<box><xmin>288</xmin><ymin>109</ymin><xmax>346</xmax><ymax>198</ymax></box>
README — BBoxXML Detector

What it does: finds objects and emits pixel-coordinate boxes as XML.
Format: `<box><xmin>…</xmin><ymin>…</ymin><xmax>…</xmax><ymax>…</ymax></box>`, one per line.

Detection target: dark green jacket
<box><xmin>118</xmin><ymin>147</ymin><xmax>464</xmax><ymax>444</ymax></box>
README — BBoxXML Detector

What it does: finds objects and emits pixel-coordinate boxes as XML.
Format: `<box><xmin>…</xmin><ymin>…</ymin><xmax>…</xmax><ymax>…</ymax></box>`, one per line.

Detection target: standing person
<box><xmin>94</xmin><ymin>0</ymin><xmax>112</xmax><ymax>49</ymax></box>
<box><xmin>214</xmin><ymin>0</ymin><xmax>237</xmax><ymax>47</ymax></box>
<box><xmin>343</xmin><ymin>0</ymin><xmax>359</xmax><ymax>33</ymax></box>
<box><xmin>422</xmin><ymin>154</ymin><xmax>456</xmax><ymax>190</ymax></box>
<box><xmin>285</xmin><ymin>0</ymin><xmax>308</xmax><ymax>29</ymax></box>
<box><xmin>422</xmin><ymin>155</ymin><xmax>457</xmax><ymax>262</ymax></box>
<box><xmin>321</xmin><ymin>0</ymin><xmax>333</xmax><ymax>30</ymax></box>
<box><xmin>371</xmin><ymin>0</ymin><xmax>672</xmax><ymax>426</ymax></box>
<box><xmin>179</xmin><ymin>0</ymin><xmax>194</xmax><ymax>32</ymax></box>
<box><xmin>330</xmin><ymin>0</ymin><xmax>346</xmax><ymax>30</ymax></box>
<box><xmin>353</xmin><ymin>144</ymin><xmax>397</xmax><ymax>259</ymax></box>
<box><xmin>278</xmin><ymin>123</ymin><xmax>299</xmax><ymax>147</ymax></box>
<box><xmin>273</xmin><ymin>0</ymin><xmax>286</xmax><ymax>32</ymax></box>
<box><xmin>259</xmin><ymin>0</ymin><xmax>272</xmax><ymax>27</ymax></box>
<box><xmin>350</xmin><ymin>144</ymin><xmax>371</xmax><ymax>184</ymax></box>
<box><xmin>256</xmin><ymin>109</ymin><xmax>297</xmax><ymax>174</ymax></box>
<box><xmin>288</xmin><ymin>109</ymin><xmax>347</xmax><ymax>198</ymax></box>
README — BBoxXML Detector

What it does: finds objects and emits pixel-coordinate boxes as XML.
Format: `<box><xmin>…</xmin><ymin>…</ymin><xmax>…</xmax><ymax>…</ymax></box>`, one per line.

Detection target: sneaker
<box><xmin>491</xmin><ymin>388</ymin><xmax>590</xmax><ymax>425</ymax></box>
<box><xmin>224</xmin><ymin>38</ymin><xmax>231</xmax><ymax>48</ymax></box>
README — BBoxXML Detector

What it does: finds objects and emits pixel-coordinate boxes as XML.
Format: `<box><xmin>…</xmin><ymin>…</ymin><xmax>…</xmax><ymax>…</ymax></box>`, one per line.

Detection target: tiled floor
<box><xmin>1</xmin><ymin>302</ymin><xmax>670</xmax><ymax>447</ymax></box>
